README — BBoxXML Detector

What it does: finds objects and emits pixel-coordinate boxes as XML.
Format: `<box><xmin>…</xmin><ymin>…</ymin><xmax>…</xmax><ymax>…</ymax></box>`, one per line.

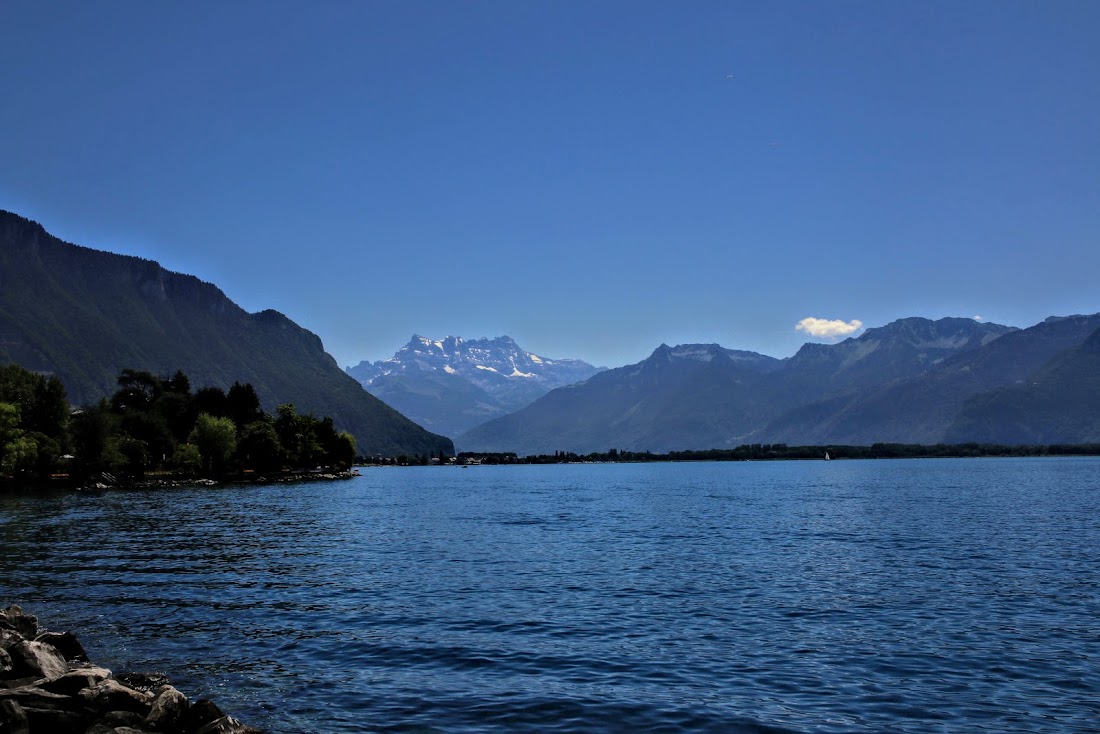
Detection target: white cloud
<box><xmin>795</xmin><ymin>317</ymin><xmax>863</xmax><ymax>338</ymax></box>
<box><xmin>973</xmin><ymin>315</ymin><xmax>984</xmax><ymax>321</ymax></box>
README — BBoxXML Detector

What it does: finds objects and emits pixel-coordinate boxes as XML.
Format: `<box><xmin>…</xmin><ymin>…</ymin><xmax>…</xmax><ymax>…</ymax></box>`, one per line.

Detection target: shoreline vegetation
<box><xmin>0</xmin><ymin>605</ymin><xmax>258</xmax><ymax>733</ymax></box>
<box><xmin>1</xmin><ymin>364</ymin><xmax>360</xmax><ymax>491</ymax></box>
<box><xmin>447</xmin><ymin>443</ymin><xmax>1100</xmax><ymax>465</ymax></box>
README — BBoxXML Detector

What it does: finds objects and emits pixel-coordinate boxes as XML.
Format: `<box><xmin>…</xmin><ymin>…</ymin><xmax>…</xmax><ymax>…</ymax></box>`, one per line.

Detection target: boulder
<box><xmin>0</xmin><ymin>628</ymin><xmax>24</xmax><ymax>652</ymax></box>
<box><xmin>21</xmin><ymin>705</ymin><xmax>95</xmax><ymax>733</ymax></box>
<box><xmin>0</xmin><ymin>647</ymin><xmax>12</xmax><ymax>676</ymax></box>
<box><xmin>0</xmin><ymin>699</ymin><xmax>30</xmax><ymax>734</ymax></box>
<box><xmin>0</xmin><ymin>607</ymin><xmax>38</xmax><ymax>639</ymax></box>
<box><xmin>6</xmin><ymin>640</ymin><xmax>69</xmax><ymax>680</ymax></box>
<box><xmin>36</xmin><ymin>631</ymin><xmax>89</xmax><ymax>662</ymax></box>
<box><xmin>39</xmin><ymin>667</ymin><xmax>113</xmax><ymax>696</ymax></box>
<box><xmin>195</xmin><ymin>715</ymin><xmax>261</xmax><ymax>734</ymax></box>
<box><xmin>0</xmin><ymin>685</ymin><xmax>83</xmax><ymax>711</ymax></box>
<box><xmin>102</xmin><ymin>708</ymin><xmax>151</xmax><ymax>727</ymax></box>
<box><xmin>183</xmin><ymin>699</ymin><xmax>224</xmax><ymax>731</ymax></box>
<box><xmin>115</xmin><ymin>672</ymin><xmax>169</xmax><ymax>694</ymax></box>
<box><xmin>145</xmin><ymin>685</ymin><xmax>189</xmax><ymax>731</ymax></box>
<box><xmin>79</xmin><ymin>680</ymin><xmax>153</xmax><ymax>716</ymax></box>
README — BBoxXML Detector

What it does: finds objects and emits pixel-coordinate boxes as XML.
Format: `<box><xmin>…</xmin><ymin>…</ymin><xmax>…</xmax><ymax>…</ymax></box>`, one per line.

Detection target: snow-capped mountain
<box><xmin>346</xmin><ymin>335</ymin><xmax>603</xmax><ymax>438</ymax></box>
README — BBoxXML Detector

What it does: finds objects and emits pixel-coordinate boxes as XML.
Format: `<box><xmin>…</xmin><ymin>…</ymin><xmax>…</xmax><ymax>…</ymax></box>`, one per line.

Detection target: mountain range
<box><xmin>458</xmin><ymin>315</ymin><xmax>1100</xmax><ymax>454</ymax></box>
<box><xmin>347</xmin><ymin>335</ymin><xmax>602</xmax><ymax>437</ymax></box>
<box><xmin>0</xmin><ymin>210</ymin><xmax>453</xmax><ymax>457</ymax></box>
<box><xmin>5</xmin><ymin>208</ymin><xmax>1097</xmax><ymax>457</ymax></box>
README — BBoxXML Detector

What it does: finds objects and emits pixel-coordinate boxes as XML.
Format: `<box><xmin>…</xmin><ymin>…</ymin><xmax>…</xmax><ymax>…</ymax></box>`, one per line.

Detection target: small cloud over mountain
<box><xmin>795</xmin><ymin>317</ymin><xmax>863</xmax><ymax>338</ymax></box>
<box><xmin>973</xmin><ymin>315</ymin><xmax>984</xmax><ymax>321</ymax></box>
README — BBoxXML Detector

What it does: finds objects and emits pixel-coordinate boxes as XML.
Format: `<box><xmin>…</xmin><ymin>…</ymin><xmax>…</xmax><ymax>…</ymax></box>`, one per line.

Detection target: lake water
<box><xmin>2</xmin><ymin>458</ymin><xmax>1099</xmax><ymax>732</ymax></box>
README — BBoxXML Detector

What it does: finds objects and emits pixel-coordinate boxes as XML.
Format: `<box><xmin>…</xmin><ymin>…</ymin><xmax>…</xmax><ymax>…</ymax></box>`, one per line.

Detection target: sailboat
<box><xmin>824</xmin><ymin>451</ymin><xmax>831</xmax><ymax>461</ymax></box>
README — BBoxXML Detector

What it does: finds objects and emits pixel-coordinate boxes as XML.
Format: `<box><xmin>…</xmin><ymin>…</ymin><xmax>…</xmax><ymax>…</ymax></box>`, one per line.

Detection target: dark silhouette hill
<box><xmin>0</xmin><ymin>209</ymin><xmax>452</xmax><ymax>457</ymax></box>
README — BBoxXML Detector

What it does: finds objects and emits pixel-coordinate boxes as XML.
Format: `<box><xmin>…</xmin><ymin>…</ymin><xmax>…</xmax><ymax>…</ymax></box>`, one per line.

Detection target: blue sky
<box><xmin>2</xmin><ymin>1</ymin><xmax>1098</xmax><ymax>369</ymax></box>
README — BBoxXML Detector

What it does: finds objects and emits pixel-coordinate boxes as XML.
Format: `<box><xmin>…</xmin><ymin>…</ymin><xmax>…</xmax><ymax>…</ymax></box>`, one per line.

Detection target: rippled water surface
<box><xmin>2</xmin><ymin>458</ymin><xmax>1099</xmax><ymax>732</ymax></box>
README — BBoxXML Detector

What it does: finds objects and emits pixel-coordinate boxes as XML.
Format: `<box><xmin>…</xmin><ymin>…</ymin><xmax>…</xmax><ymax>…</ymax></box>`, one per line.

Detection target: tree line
<box><xmin>459</xmin><ymin>442</ymin><xmax>1100</xmax><ymax>464</ymax></box>
<box><xmin>0</xmin><ymin>364</ymin><xmax>356</xmax><ymax>484</ymax></box>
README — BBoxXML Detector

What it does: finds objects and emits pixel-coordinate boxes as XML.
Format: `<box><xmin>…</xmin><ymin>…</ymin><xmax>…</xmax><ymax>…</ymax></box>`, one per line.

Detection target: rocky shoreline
<box><xmin>0</xmin><ymin>606</ymin><xmax>258</xmax><ymax>734</ymax></box>
<box><xmin>59</xmin><ymin>469</ymin><xmax>360</xmax><ymax>494</ymax></box>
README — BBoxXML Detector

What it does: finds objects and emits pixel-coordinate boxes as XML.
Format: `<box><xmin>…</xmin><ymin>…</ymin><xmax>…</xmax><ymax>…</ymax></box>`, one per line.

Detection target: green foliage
<box><xmin>189</xmin><ymin>413</ymin><xmax>237</xmax><ymax>475</ymax></box>
<box><xmin>171</xmin><ymin>443</ymin><xmax>202</xmax><ymax>477</ymax></box>
<box><xmin>71</xmin><ymin>400</ymin><xmax>126</xmax><ymax>476</ymax></box>
<box><xmin>237</xmin><ymin>419</ymin><xmax>284</xmax><ymax>473</ymax></box>
<box><xmin>0</xmin><ymin>402</ymin><xmax>37</xmax><ymax>474</ymax></box>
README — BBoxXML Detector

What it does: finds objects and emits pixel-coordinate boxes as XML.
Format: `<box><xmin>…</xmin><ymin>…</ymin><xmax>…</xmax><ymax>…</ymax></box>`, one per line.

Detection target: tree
<box><xmin>171</xmin><ymin>444</ymin><xmax>202</xmax><ymax>477</ymax></box>
<box><xmin>274</xmin><ymin>403</ymin><xmax>323</xmax><ymax>469</ymax></box>
<box><xmin>70</xmin><ymin>400</ymin><xmax>126</xmax><ymax>478</ymax></box>
<box><xmin>0</xmin><ymin>402</ymin><xmax>37</xmax><ymax>475</ymax></box>
<box><xmin>194</xmin><ymin>387</ymin><xmax>228</xmax><ymax>418</ymax></box>
<box><xmin>330</xmin><ymin>432</ymin><xmax>356</xmax><ymax>470</ymax></box>
<box><xmin>226</xmin><ymin>382</ymin><xmax>264</xmax><ymax>428</ymax></box>
<box><xmin>0</xmin><ymin>365</ymin><xmax>69</xmax><ymax>440</ymax></box>
<box><xmin>237</xmin><ymin>419</ymin><xmax>284</xmax><ymax>473</ymax></box>
<box><xmin>111</xmin><ymin>369</ymin><xmax>162</xmax><ymax>413</ymax></box>
<box><xmin>188</xmin><ymin>413</ymin><xmax>237</xmax><ymax>475</ymax></box>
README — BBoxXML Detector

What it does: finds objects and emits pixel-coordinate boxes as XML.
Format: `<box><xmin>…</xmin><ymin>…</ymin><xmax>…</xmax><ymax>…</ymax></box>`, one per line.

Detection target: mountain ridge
<box><xmin>347</xmin><ymin>333</ymin><xmax>603</xmax><ymax>437</ymax></box>
<box><xmin>456</xmin><ymin>314</ymin><xmax>1100</xmax><ymax>454</ymax></box>
<box><xmin>0</xmin><ymin>209</ymin><xmax>453</xmax><ymax>457</ymax></box>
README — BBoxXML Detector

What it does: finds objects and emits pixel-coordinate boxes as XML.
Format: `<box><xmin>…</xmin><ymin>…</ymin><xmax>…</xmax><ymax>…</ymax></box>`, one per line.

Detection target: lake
<box><xmin>2</xmin><ymin>458</ymin><xmax>1099</xmax><ymax>732</ymax></box>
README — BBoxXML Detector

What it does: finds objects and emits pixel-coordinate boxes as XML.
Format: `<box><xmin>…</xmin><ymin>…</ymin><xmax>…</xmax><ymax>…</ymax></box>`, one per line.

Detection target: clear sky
<box><xmin>2</xmin><ymin>1</ymin><xmax>1098</xmax><ymax>369</ymax></box>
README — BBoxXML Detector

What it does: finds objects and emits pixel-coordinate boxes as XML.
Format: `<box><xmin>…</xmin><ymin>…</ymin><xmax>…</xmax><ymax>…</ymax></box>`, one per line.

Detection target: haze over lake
<box><xmin>3</xmin><ymin>458</ymin><xmax>1098</xmax><ymax>732</ymax></box>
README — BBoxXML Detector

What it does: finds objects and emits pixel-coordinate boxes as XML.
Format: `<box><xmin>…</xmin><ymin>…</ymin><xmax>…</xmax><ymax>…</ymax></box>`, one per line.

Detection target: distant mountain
<box><xmin>457</xmin><ymin>343</ymin><xmax>784</xmax><ymax>454</ymax></box>
<box><xmin>0</xmin><ymin>210</ymin><xmax>453</xmax><ymax>457</ymax></box>
<box><xmin>761</xmin><ymin>314</ymin><xmax>1100</xmax><ymax>445</ymax></box>
<box><xmin>347</xmin><ymin>335</ymin><xmax>602</xmax><ymax>437</ymax></box>
<box><xmin>458</xmin><ymin>317</ymin><xmax>1044</xmax><ymax>454</ymax></box>
<box><xmin>943</xmin><ymin>323</ymin><xmax>1100</xmax><ymax>445</ymax></box>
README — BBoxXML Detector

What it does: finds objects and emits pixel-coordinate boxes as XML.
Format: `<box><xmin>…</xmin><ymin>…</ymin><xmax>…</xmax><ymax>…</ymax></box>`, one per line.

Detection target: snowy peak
<box><xmin>647</xmin><ymin>343</ymin><xmax>782</xmax><ymax>370</ymax></box>
<box><xmin>345</xmin><ymin>334</ymin><xmax>606</xmax><ymax>439</ymax></box>
<box><xmin>348</xmin><ymin>334</ymin><xmax>603</xmax><ymax>390</ymax></box>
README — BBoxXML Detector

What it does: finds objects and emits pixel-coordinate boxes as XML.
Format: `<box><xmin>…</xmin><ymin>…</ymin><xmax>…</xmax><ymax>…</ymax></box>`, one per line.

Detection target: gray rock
<box><xmin>0</xmin><ymin>684</ymin><xmax>82</xmax><ymax>711</ymax></box>
<box><xmin>102</xmin><ymin>708</ymin><xmax>151</xmax><ymax>727</ymax></box>
<box><xmin>0</xmin><ymin>647</ymin><xmax>12</xmax><ymax>676</ymax></box>
<box><xmin>6</xmin><ymin>640</ymin><xmax>69</xmax><ymax>680</ymax></box>
<box><xmin>40</xmin><ymin>667</ymin><xmax>113</xmax><ymax>696</ymax></box>
<box><xmin>194</xmin><ymin>715</ymin><xmax>261</xmax><ymax>734</ymax></box>
<box><xmin>145</xmin><ymin>685</ymin><xmax>189</xmax><ymax>731</ymax></box>
<box><xmin>36</xmin><ymin>631</ymin><xmax>89</xmax><ymax>662</ymax></box>
<box><xmin>0</xmin><ymin>607</ymin><xmax>38</xmax><ymax>639</ymax></box>
<box><xmin>0</xmin><ymin>628</ymin><xmax>24</xmax><ymax>652</ymax></box>
<box><xmin>183</xmin><ymin>699</ymin><xmax>224</xmax><ymax>731</ymax></box>
<box><xmin>79</xmin><ymin>680</ymin><xmax>153</xmax><ymax>716</ymax></box>
<box><xmin>22</xmin><ymin>705</ymin><xmax>95</xmax><ymax>733</ymax></box>
<box><xmin>84</xmin><ymin>725</ymin><xmax>117</xmax><ymax>734</ymax></box>
<box><xmin>115</xmin><ymin>672</ymin><xmax>169</xmax><ymax>694</ymax></box>
<box><xmin>0</xmin><ymin>699</ymin><xmax>30</xmax><ymax>734</ymax></box>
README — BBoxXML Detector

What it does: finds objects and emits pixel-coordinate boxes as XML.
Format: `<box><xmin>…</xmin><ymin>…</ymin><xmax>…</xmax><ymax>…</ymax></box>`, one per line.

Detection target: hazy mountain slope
<box><xmin>943</xmin><ymin>325</ymin><xmax>1100</xmax><ymax>444</ymax></box>
<box><xmin>0</xmin><ymin>210</ymin><xmax>453</xmax><ymax>457</ymax></box>
<box><xmin>460</xmin><ymin>317</ymin><xmax>1019</xmax><ymax>454</ymax></box>
<box><xmin>750</xmin><ymin>317</ymin><xmax>1016</xmax><ymax>417</ymax></box>
<box><xmin>457</xmin><ymin>344</ymin><xmax>783</xmax><ymax>454</ymax></box>
<box><xmin>762</xmin><ymin>314</ymin><xmax>1100</xmax><ymax>445</ymax></box>
<box><xmin>348</xmin><ymin>334</ymin><xmax>603</xmax><ymax>437</ymax></box>
<box><xmin>356</xmin><ymin>371</ymin><xmax>511</xmax><ymax>436</ymax></box>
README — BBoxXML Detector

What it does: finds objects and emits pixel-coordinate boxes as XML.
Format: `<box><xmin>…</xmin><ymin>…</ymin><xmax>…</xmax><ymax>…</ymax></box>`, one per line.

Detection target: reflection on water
<box><xmin>2</xmin><ymin>458</ymin><xmax>1099</xmax><ymax>732</ymax></box>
